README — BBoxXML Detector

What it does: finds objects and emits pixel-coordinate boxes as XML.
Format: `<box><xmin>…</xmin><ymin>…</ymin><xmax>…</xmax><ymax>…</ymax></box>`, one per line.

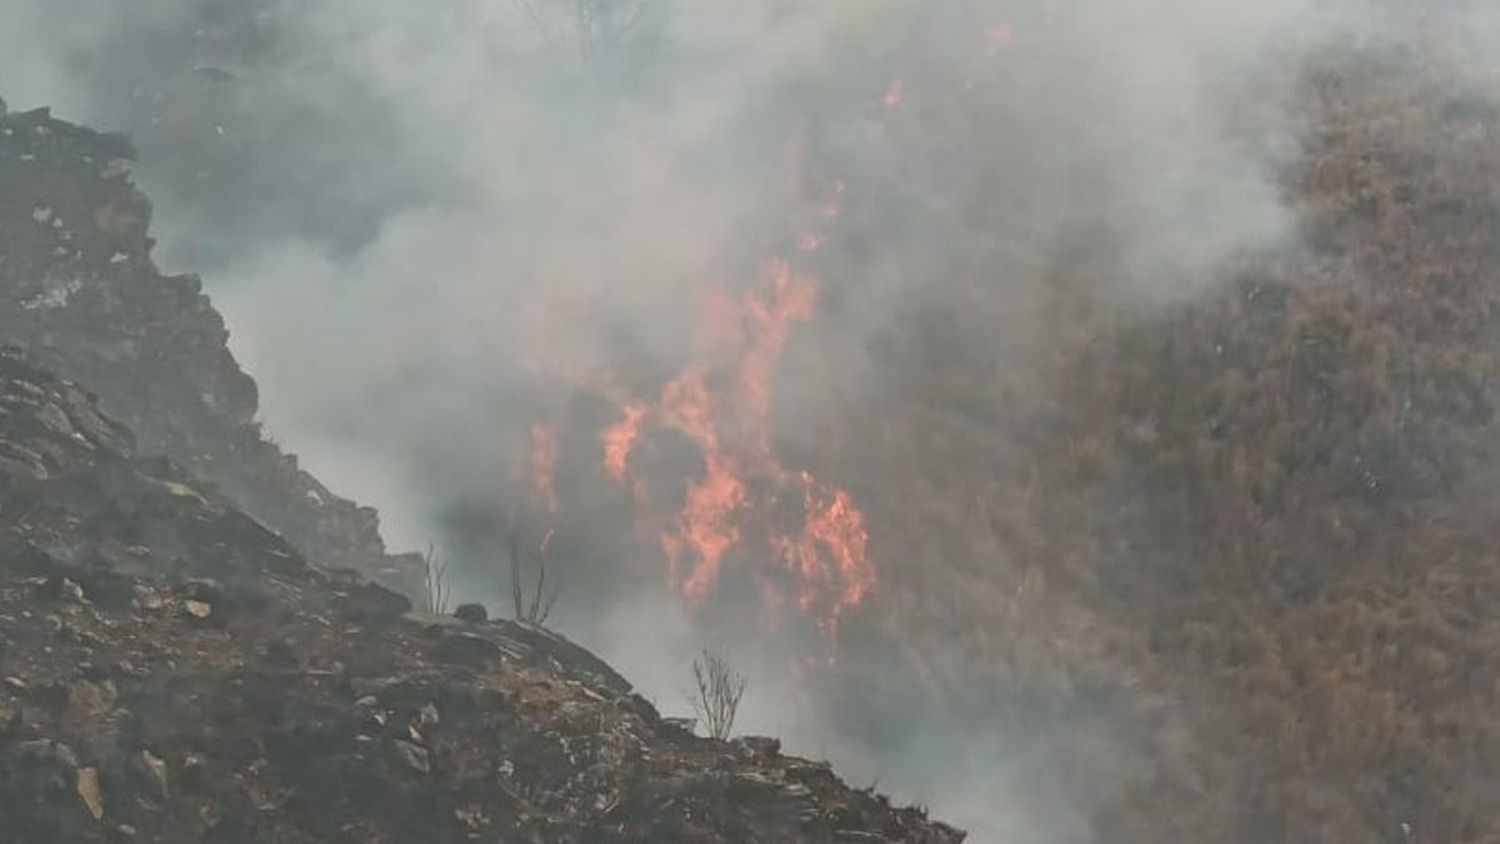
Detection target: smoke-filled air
<box><xmin>7</xmin><ymin>0</ymin><xmax>1500</xmax><ymax>841</ymax></box>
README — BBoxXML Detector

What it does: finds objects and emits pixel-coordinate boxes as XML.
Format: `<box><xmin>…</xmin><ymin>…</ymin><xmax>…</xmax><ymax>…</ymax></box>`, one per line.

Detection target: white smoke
<box><xmin>0</xmin><ymin>1</ymin><xmax>1458</xmax><ymax>839</ymax></box>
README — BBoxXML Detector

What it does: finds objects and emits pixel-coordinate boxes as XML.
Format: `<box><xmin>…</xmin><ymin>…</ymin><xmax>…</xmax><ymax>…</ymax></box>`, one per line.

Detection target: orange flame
<box><xmin>664</xmin><ymin>449</ymin><xmax>748</xmax><ymax>599</ymax></box>
<box><xmin>740</xmin><ymin>260</ymin><xmax>817</xmax><ymax>451</ymax></box>
<box><xmin>777</xmin><ymin>473</ymin><xmax>874</xmax><ymax>619</ymax></box>
<box><xmin>883</xmin><ymin>79</ymin><xmax>906</xmax><ymax>108</ymax></box>
<box><xmin>602</xmin><ymin>403</ymin><xmax>646</xmax><ymax>482</ymax></box>
<box><xmin>528</xmin><ymin>422</ymin><xmax>560</xmax><ymax>515</ymax></box>
<box><xmin>599</xmin><ymin>257</ymin><xmax>877</xmax><ymax>638</ymax></box>
<box><xmin>984</xmin><ymin>23</ymin><xmax>1017</xmax><ymax>55</ymax></box>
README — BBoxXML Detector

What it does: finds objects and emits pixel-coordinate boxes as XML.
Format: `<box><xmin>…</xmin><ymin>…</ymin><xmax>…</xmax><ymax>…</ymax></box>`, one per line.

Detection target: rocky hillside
<box><xmin>0</xmin><ymin>101</ymin><xmax>423</xmax><ymax>597</ymax></box>
<box><xmin>0</xmin><ymin>347</ymin><xmax>962</xmax><ymax>842</ymax></box>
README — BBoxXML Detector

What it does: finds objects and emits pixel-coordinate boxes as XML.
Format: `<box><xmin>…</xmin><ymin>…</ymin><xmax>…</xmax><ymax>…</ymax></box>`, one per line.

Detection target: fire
<box><xmin>739</xmin><ymin>260</ymin><xmax>817</xmax><ymax>450</ymax></box>
<box><xmin>778</xmin><ymin>474</ymin><xmax>873</xmax><ymax>613</ymax></box>
<box><xmin>599</xmin><ymin>256</ymin><xmax>876</xmax><ymax>637</ymax></box>
<box><xmin>528</xmin><ymin>422</ymin><xmax>560</xmax><ymax>515</ymax></box>
<box><xmin>797</xmin><ymin>232</ymin><xmax>825</xmax><ymax>253</ymax></box>
<box><xmin>602</xmin><ymin>403</ymin><xmax>646</xmax><ymax>481</ymax></box>
<box><xmin>883</xmin><ymin>79</ymin><xmax>906</xmax><ymax>108</ymax></box>
<box><xmin>518</xmin><ymin>155</ymin><xmax>872</xmax><ymax>640</ymax></box>
<box><xmin>984</xmin><ymin>23</ymin><xmax>1017</xmax><ymax>55</ymax></box>
<box><xmin>663</xmin><ymin>448</ymin><xmax>748</xmax><ymax>600</ymax></box>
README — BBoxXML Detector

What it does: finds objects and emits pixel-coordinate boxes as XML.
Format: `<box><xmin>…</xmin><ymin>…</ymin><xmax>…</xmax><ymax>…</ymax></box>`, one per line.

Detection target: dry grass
<box><xmin>819</xmin><ymin>39</ymin><xmax>1500</xmax><ymax>843</ymax></box>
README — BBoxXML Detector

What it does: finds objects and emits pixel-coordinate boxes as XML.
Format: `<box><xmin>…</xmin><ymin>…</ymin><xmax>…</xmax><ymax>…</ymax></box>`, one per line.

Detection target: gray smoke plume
<box><xmin>0</xmin><ymin>1</ymin><xmax>1463</xmax><ymax>839</ymax></box>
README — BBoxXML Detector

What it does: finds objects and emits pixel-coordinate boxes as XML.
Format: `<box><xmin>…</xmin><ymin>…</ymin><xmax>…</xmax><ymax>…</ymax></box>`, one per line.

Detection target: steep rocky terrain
<box><xmin>0</xmin><ymin>102</ymin><xmax>424</xmax><ymax>597</ymax></box>
<box><xmin>0</xmin><ymin>347</ymin><xmax>961</xmax><ymax>842</ymax></box>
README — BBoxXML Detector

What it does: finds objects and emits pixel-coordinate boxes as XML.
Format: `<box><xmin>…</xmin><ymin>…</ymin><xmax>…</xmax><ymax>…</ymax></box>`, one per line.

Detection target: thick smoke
<box><xmin>0</xmin><ymin>1</ymin><xmax>1450</xmax><ymax>839</ymax></box>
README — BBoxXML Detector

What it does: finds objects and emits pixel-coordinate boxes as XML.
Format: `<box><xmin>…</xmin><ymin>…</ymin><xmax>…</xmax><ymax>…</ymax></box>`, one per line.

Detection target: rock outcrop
<box><xmin>0</xmin><ymin>348</ymin><xmax>963</xmax><ymax>842</ymax></box>
<box><xmin>0</xmin><ymin>106</ymin><xmax>424</xmax><ymax>597</ymax></box>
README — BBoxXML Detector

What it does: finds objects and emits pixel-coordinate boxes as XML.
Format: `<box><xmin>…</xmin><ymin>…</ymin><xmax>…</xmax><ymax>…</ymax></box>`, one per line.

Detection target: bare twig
<box><xmin>509</xmin><ymin>505</ymin><xmax>560</xmax><ymax>626</ymax></box>
<box><xmin>424</xmin><ymin>543</ymin><xmax>451</xmax><ymax>615</ymax></box>
<box><xmin>690</xmin><ymin>650</ymin><xmax>747</xmax><ymax>740</ymax></box>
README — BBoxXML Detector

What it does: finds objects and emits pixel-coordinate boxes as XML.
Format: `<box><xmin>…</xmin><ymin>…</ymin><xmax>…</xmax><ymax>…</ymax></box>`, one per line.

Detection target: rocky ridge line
<box><xmin>0</xmin><ymin>102</ymin><xmax>424</xmax><ymax>598</ymax></box>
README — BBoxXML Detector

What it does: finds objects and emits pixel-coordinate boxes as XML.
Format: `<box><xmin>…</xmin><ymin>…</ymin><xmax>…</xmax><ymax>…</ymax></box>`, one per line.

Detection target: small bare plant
<box><xmin>424</xmin><ymin>543</ymin><xmax>451</xmax><ymax>615</ymax></box>
<box><xmin>690</xmin><ymin>649</ymin><xmax>747</xmax><ymax>740</ymax></box>
<box><xmin>509</xmin><ymin>509</ymin><xmax>559</xmax><ymax>626</ymax></box>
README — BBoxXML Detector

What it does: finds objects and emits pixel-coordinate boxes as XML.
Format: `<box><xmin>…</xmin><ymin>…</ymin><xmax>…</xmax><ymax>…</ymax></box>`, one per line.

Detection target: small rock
<box><xmin>736</xmin><ymin>735</ymin><xmax>782</xmax><ymax>759</ymax></box>
<box><xmin>455</xmin><ymin>805</ymin><xmax>489</xmax><ymax>829</ymax></box>
<box><xmin>133</xmin><ymin>586</ymin><xmax>167</xmax><ymax>612</ymax></box>
<box><xmin>418</xmin><ymin>702</ymin><xmax>440</xmax><ymax>728</ymax></box>
<box><xmin>77</xmin><ymin>766</ymin><xmax>104</xmax><ymax>821</ymax></box>
<box><xmin>59</xmin><ymin>578</ymin><xmax>85</xmax><ymax>603</ymax></box>
<box><xmin>3</xmin><ymin>676</ymin><xmax>25</xmax><ymax>691</ymax></box>
<box><xmin>37</xmin><ymin>576</ymin><xmax>87</xmax><ymax>605</ymax></box>
<box><xmin>454</xmin><ymin>603</ymin><xmax>488</xmax><ymax>623</ymax></box>
<box><xmin>183</xmin><ymin>600</ymin><xmax>213</xmax><ymax>620</ymax></box>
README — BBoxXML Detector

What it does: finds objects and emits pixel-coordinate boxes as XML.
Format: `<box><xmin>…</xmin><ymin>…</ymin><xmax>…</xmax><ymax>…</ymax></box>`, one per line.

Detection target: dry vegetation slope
<box><xmin>1062</xmin><ymin>48</ymin><xmax>1500</xmax><ymax>842</ymax></box>
<box><xmin>831</xmin><ymin>42</ymin><xmax>1500</xmax><ymax>844</ymax></box>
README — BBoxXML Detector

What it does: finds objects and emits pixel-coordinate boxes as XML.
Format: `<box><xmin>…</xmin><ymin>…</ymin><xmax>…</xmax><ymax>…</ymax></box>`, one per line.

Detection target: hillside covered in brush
<box><xmin>7</xmin><ymin>4</ymin><xmax>1500</xmax><ymax>842</ymax></box>
<box><xmin>815</xmin><ymin>33</ymin><xmax>1500</xmax><ymax>844</ymax></box>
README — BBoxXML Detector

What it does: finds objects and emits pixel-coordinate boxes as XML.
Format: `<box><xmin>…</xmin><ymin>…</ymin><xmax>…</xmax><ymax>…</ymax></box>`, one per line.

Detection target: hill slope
<box><xmin>0</xmin><ymin>103</ymin><xmax>424</xmax><ymax>597</ymax></box>
<box><xmin>824</xmin><ymin>38</ymin><xmax>1500</xmax><ymax>843</ymax></box>
<box><xmin>0</xmin><ymin>347</ymin><xmax>962</xmax><ymax>843</ymax></box>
